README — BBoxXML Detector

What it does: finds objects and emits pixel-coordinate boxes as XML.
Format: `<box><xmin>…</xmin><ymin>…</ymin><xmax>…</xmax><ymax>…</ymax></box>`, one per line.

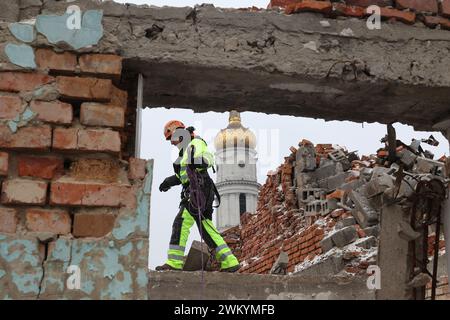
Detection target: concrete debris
<box><xmin>183</xmin><ymin>240</ymin><xmax>210</xmax><ymax>272</ymax></box>
<box><xmin>270</xmin><ymin>251</ymin><xmax>289</xmax><ymax>275</ymax></box>
<box><xmin>397</xmin><ymin>220</ymin><xmax>421</xmax><ymax>241</ymax></box>
<box><xmin>331</xmin><ymin>226</ymin><xmax>358</xmax><ymax>248</ymax></box>
<box><xmin>217</xmin><ymin>131</ymin><xmax>447</xmax><ymax>283</ymax></box>
<box><xmin>407</xmin><ymin>273</ymin><xmax>432</xmax><ymax>289</ymax></box>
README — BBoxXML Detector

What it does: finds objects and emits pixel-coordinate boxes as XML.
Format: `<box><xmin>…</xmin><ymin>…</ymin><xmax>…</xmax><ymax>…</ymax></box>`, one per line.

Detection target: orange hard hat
<box><xmin>163</xmin><ymin>120</ymin><xmax>185</xmax><ymax>140</ymax></box>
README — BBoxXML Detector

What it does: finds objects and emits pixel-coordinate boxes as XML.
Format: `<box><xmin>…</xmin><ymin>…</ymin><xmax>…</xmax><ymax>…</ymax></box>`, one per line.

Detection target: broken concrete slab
<box><xmin>349</xmin><ymin>190</ymin><xmax>379</xmax><ymax>228</ymax></box>
<box><xmin>414</xmin><ymin>157</ymin><xmax>444</xmax><ymax>175</ymax></box>
<box><xmin>397</xmin><ymin>220</ymin><xmax>421</xmax><ymax>241</ymax></box>
<box><xmin>296</xmin><ymin>144</ymin><xmax>316</xmax><ymax>172</ymax></box>
<box><xmin>320</xmin><ymin>235</ymin><xmax>334</xmax><ymax>253</ymax></box>
<box><xmin>335</xmin><ymin>217</ymin><xmax>356</xmax><ymax>230</ymax></box>
<box><xmin>363</xmin><ymin>226</ymin><xmax>379</xmax><ymax>238</ymax></box>
<box><xmin>355</xmin><ymin>236</ymin><xmax>377</xmax><ymax>249</ymax></box>
<box><xmin>183</xmin><ymin>240</ymin><xmax>210</xmax><ymax>272</ymax></box>
<box><xmin>148</xmin><ymin>270</ymin><xmax>375</xmax><ymax>300</ymax></box>
<box><xmin>270</xmin><ymin>251</ymin><xmax>289</xmax><ymax>275</ymax></box>
<box><xmin>331</xmin><ymin>226</ymin><xmax>358</xmax><ymax>248</ymax></box>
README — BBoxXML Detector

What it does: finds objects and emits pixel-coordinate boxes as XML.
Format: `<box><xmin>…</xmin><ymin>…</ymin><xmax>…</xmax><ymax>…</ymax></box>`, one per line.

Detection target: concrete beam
<box><xmin>148</xmin><ymin>271</ymin><xmax>375</xmax><ymax>300</ymax></box>
<box><xmin>5</xmin><ymin>0</ymin><xmax>449</xmax><ymax>131</ymax></box>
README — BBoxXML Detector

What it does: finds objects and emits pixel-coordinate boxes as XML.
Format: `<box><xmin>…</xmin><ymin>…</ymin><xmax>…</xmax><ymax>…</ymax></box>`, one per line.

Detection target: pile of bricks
<box><xmin>218</xmin><ymin>133</ymin><xmax>448</xmax><ymax>282</ymax></box>
<box><xmin>268</xmin><ymin>0</ymin><xmax>450</xmax><ymax>30</ymax></box>
<box><xmin>215</xmin><ymin>140</ymin><xmax>380</xmax><ymax>275</ymax></box>
<box><xmin>0</xmin><ymin>48</ymin><xmax>145</xmax><ymax>243</ymax></box>
<box><xmin>426</xmin><ymin>276</ymin><xmax>450</xmax><ymax>300</ymax></box>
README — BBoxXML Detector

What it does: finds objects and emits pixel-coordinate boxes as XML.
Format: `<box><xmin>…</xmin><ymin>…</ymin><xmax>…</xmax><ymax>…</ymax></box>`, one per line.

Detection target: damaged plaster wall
<box><xmin>2</xmin><ymin>1</ymin><xmax>450</xmax><ymax>130</ymax></box>
<box><xmin>148</xmin><ymin>271</ymin><xmax>375</xmax><ymax>300</ymax></box>
<box><xmin>0</xmin><ymin>2</ymin><xmax>152</xmax><ymax>299</ymax></box>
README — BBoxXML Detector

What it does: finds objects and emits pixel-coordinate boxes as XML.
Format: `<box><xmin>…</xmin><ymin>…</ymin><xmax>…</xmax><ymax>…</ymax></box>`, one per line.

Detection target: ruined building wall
<box><xmin>221</xmin><ymin>142</ymin><xmax>378</xmax><ymax>276</ymax></box>
<box><xmin>270</xmin><ymin>0</ymin><xmax>450</xmax><ymax>30</ymax></box>
<box><xmin>0</xmin><ymin>4</ymin><xmax>151</xmax><ymax>299</ymax></box>
<box><xmin>221</xmin><ymin>135</ymin><xmax>449</xmax><ymax>299</ymax></box>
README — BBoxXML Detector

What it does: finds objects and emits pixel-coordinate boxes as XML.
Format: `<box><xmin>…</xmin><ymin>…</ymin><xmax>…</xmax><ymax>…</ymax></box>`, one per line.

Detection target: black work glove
<box><xmin>159</xmin><ymin>175</ymin><xmax>181</xmax><ymax>192</ymax></box>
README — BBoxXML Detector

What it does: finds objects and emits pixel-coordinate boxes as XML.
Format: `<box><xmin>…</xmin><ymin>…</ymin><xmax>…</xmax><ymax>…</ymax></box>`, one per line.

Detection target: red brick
<box><xmin>268</xmin><ymin>0</ymin><xmax>300</xmax><ymax>8</ymax></box>
<box><xmin>442</xmin><ymin>0</ymin><xmax>450</xmax><ymax>17</ymax></box>
<box><xmin>56</xmin><ymin>76</ymin><xmax>113</xmax><ymax>102</ymax></box>
<box><xmin>25</xmin><ymin>208</ymin><xmax>71</xmax><ymax>234</ymax></box>
<box><xmin>52</xmin><ymin>127</ymin><xmax>78</xmax><ymax>150</ymax></box>
<box><xmin>332</xmin><ymin>3</ymin><xmax>366</xmax><ymax>17</ymax></box>
<box><xmin>0</xmin><ymin>207</ymin><xmax>18</xmax><ymax>233</ymax></box>
<box><xmin>18</xmin><ymin>156</ymin><xmax>64</xmax><ymax>179</ymax></box>
<box><xmin>0</xmin><ymin>152</ymin><xmax>8</xmax><ymax>176</ymax></box>
<box><xmin>78</xmin><ymin>129</ymin><xmax>121</xmax><ymax>153</ymax></box>
<box><xmin>128</xmin><ymin>158</ymin><xmax>146</xmax><ymax>180</ymax></box>
<box><xmin>35</xmin><ymin>48</ymin><xmax>77</xmax><ymax>72</ymax></box>
<box><xmin>0</xmin><ymin>95</ymin><xmax>25</xmax><ymax>120</ymax></box>
<box><xmin>79</xmin><ymin>54</ymin><xmax>122</xmax><ymax>77</ymax></box>
<box><xmin>0</xmin><ymin>72</ymin><xmax>54</xmax><ymax>93</ymax></box>
<box><xmin>346</xmin><ymin>0</ymin><xmax>393</xmax><ymax>6</ymax></box>
<box><xmin>50</xmin><ymin>181</ymin><xmax>129</xmax><ymax>207</ymax></box>
<box><xmin>109</xmin><ymin>86</ymin><xmax>128</xmax><ymax>108</ymax></box>
<box><xmin>380</xmin><ymin>6</ymin><xmax>416</xmax><ymax>23</ymax></box>
<box><xmin>395</xmin><ymin>0</ymin><xmax>438</xmax><ymax>13</ymax></box>
<box><xmin>80</xmin><ymin>103</ymin><xmax>125</xmax><ymax>128</ymax></box>
<box><xmin>423</xmin><ymin>15</ymin><xmax>450</xmax><ymax>29</ymax></box>
<box><xmin>286</xmin><ymin>0</ymin><xmax>332</xmax><ymax>15</ymax></box>
<box><xmin>1</xmin><ymin>179</ymin><xmax>47</xmax><ymax>205</ymax></box>
<box><xmin>73</xmin><ymin>211</ymin><xmax>116</xmax><ymax>237</ymax></box>
<box><xmin>29</xmin><ymin>100</ymin><xmax>73</xmax><ymax>124</ymax></box>
<box><xmin>0</xmin><ymin>125</ymin><xmax>52</xmax><ymax>150</ymax></box>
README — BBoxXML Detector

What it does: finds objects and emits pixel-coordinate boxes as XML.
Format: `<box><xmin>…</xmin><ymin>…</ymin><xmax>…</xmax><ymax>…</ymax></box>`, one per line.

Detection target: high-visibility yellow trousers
<box><xmin>165</xmin><ymin>207</ymin><xmax>239</xmax><ymax>270</ymax></box>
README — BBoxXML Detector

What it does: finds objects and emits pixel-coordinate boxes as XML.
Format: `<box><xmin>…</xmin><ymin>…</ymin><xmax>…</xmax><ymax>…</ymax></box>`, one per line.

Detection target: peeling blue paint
<box><xmin>42</xmin><ymin>276</ymin><xmax>64</xmax><ymax>292</ymax></box>
<box><xmin>36</xmin><ymin>10</ymin><xmax>103</xmax><ymax>50</ymax></box>
<box><xmin>81</xmin><ymin>280</ymin><xmax>95</xmax><ymax>295</ymax></box>
<box><xmin>49</xmin><ymin>238</ymin><xmax>71</xmax><ymax>262</ymax></box>
<box><xmin>137</xmin><ymin>269</ymin><xmax>148</xmax><ymax>288</ymax></box>
<box><xmin>8</xmin><ymin>23</ymin><xmax>36</xmax><ymax>43</ymax></box>
<box><xmin>120</xmin><ymin>243</ymin><xmax>133</xmax><ymax>256</ymax></box>
<box><xmin>102</xmin><ymin>271</ymin><xmax>132</xmax><ymax>299</ymax></box>
<box><xmin>1</xmin><ymin>160</ymin><xmax>153</xmax><ymax>300</ymax></box>
<box><xmin>22</xmin><ymin>108</ymin><xmax>37</xmax><ymax>122</ymax></box>
<box><xmin>11</xmin><ymin>271</ymin><xmax>42</xmax><ymax>295</ymax></box>
<box><xmin>5</xmin><ymin>43</ymin><xmax>36</xmax><ymax>69</ymax></box>
<box><xmin>100</xmin><ymin>247</ymin><xmax>121</xmax><ymax>279</ymax></box>
<box><xmin>113</xmin><ymin>161</ymin><xmax>153</xmax><ymax>241</ymax></box>
<box><xmin>0</xmin><ymin>239</ymin><xmax>40</xmax><ymax>265</ymax></box>
<box><xmin>7</xmin><ymin>121</ymin><xmax>18</xmax><ymax>133</ymax></box>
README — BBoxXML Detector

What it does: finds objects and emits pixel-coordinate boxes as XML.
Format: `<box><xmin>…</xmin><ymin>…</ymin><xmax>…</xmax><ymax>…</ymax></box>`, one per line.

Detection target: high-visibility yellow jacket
<box><xmin>176</xmin><ymin>136</ymin><xmax>215</xmax><ymax>185</ymax></box>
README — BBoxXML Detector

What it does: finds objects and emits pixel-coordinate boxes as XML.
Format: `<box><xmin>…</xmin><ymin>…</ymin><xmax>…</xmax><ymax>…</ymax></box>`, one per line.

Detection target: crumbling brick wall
<box><xmin>0</xmin><ymin>5</ymin><xmax>151</xmax><ymax>299</ymax></box>
<box><xmin>269</xmin><ymin>0</ymin><xmax>450</xmax><ymax>29</ymax></box>
<box><xmin>219</xmin><ymin>134</ymin><xmax>449</xmax><ymax>299</ymax></box>
<box><xmin>218</xmin><ymin>141</ymin><xmax>377</xmax><ymax>275</ymax></box>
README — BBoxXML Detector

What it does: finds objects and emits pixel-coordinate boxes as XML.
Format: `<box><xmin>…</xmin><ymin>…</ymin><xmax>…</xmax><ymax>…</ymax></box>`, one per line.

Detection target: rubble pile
<box><xmin>269</xmin><ymin>0</ymin><xmax>450</xmax><ymax>31</ymax></box>
<box><xmin>217</xmin><ymin>134</ymin><xmax>448</xmax><ymax>279</ymax></box>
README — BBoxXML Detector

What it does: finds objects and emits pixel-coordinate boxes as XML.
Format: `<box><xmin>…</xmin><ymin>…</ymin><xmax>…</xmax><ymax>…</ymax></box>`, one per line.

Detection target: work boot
<box><xmin>155</xmin><ymin>263</ymin><xmax>180</xmax><ymax>271</ymax></box>
<box><xmin>220</xmin><ymin>265</ymin><xmax>240</xmax><ymax>273</ymax></box>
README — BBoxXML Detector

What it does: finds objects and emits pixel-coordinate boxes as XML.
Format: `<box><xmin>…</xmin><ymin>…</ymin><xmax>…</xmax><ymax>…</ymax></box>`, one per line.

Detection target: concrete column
<box><xmin>376</xmin><ymin>203</ymin><xmax>414</xmax><ymax>300</ymax></box>
<box><xmin>442</xmin><ymin>129</ymin><xmax>450</xmax><ymax>288</ymax></box>
<box><xmin>441</xmin><ymin>196</ymin><xmax>450</xmax><ymax>291</ymax></box>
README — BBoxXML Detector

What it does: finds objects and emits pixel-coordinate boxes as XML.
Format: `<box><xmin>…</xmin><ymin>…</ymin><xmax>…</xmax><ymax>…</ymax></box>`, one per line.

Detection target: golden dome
<box><xmin>214</xmin><ymin>110</ymin><xmax>256</xmax><ymax>150</ymax></box>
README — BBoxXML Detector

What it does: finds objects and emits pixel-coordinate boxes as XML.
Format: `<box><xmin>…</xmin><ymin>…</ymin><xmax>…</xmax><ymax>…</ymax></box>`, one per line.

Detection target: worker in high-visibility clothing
<box><xmin>155</xmin><ymin>120</ymin><xmax>240</xmax><ymax>272</ymax></box>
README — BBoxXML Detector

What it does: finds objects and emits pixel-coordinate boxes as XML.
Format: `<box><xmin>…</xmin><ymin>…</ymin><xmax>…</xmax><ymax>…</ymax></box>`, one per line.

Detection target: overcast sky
<box><xmin>112</xmin><ymin>0</ymin><xmax>448</xmax><ymax>269</ymax></box>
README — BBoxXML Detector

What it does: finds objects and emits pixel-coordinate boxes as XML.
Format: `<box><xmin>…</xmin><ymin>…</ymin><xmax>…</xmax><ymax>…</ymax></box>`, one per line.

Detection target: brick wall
<box><xmin>216</xmin><ymin>142</ymin><xmax>378</xmax><ymax>276</ymax></box>
<box><xmin>0</xmin><ymin>13</ymin><xmax>151</xmax><ymax>298</ymax></box>
<box><xmin>268</xmin><ymin>0</ymin><xmax>450</xmax><ymax>30</ymax></box>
